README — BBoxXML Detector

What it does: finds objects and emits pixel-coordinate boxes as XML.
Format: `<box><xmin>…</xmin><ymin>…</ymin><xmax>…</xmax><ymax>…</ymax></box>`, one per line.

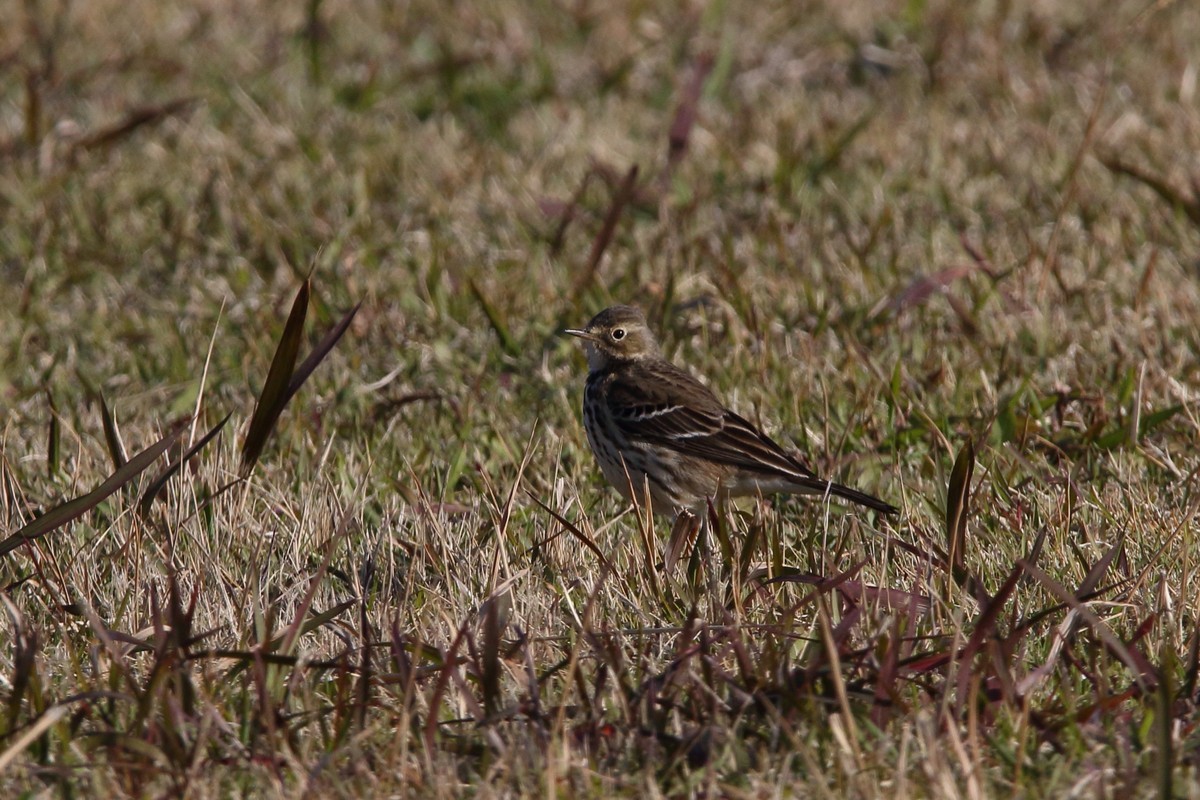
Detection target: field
<box><xmin>2</xmin><ymin>0</ymin><xmax>1200</xmax><ymax>797</ymax></box>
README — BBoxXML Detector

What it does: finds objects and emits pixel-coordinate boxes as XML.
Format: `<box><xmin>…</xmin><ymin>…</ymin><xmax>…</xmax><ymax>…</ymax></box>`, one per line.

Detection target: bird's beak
<box><xmin>563</xmin><ymin>328</ymin><xmax>597</xmax><ymax>342</ymax></box>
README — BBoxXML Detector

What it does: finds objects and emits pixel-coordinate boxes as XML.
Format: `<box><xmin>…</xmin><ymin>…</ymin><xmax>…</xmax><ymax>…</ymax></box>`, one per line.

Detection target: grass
<box><xmin>2</xmin><ymin>0</ymin><xmax>1200</xmax><ymax>796</ymax></box>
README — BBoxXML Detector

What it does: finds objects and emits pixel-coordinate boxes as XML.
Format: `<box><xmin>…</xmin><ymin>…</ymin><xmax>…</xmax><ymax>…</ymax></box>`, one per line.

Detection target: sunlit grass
<box><xmin>1</xmin><ymin>0</ymin><xmax>1199</xmax><ymax>796</ymax></box>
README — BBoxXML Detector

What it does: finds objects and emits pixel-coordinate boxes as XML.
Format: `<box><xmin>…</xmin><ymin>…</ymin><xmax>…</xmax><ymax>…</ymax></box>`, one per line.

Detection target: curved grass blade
<box><xmin>946</xmin><ymin>439</ymin><xmax>975</xmax><ymax>587</ymax></box>
<box><xmin>664</xmin><ymin>510</ymin><xmax>700</xmax><ymax>576</ymax></box>
<box><xmin>74</xmin><ymin>97</ymin><xmax>197</xmax><ymax>153</ymax></box>
<box><xmin>524</xmin><ymin>491</ymin><xmax>615</xmax><ymax>574</ymax></box>
<box><xmin>954</xmin><ymin>561</ymin><xmax>1023</xmax><ymax>718</ymax></box>
<box><xmin>240</xmin><ymin>279</ymin><xmax>310</xmax><ymax>476</ymax></box>
<box><xmin>0</xmin><ymin>705</ymin><xmax>69</xmax><ymax>774</ymax></box>
<box><xmin>283</xmin><ymin>300</ymin><xmax>361</xmax><ymax>406</ymax></box>
<box><xmin>1097</xmin><ymin>152</ymin><xmax>1200</xmax><ymax>227</ymax></box>
<box><xmin>0</xmin><ymin>424</ymin><xmax>184</xmax><ymax>557</ymax></box>
<box><xmin>97</xmin><ymin>392</ymin><xmax>127</xmax><ymax>469</ymax></box>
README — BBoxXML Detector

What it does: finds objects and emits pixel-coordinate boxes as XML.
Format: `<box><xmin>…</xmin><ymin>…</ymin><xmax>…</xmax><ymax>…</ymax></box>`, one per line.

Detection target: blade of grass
<box><xmin>0</xmin><ymin>424</ymin><xmax>184</xmax><ymax>557</ymax></box>
<box><xmin>96</xmin><ymin>392</ymin><xmax>127</xmax><ymax>469</ymax></box>
<box><xmin>1184</xmin><ymin>620</ymin><xmax>1200</xmax><ymax>703</ymax></box>
<box><xmin>1097</xmin><ymin>152</ymin><xmax>1200</xmax><ymax>226</ymax></box>
<box><xmin>1</xmin><ymin>595</ymin><xmax>37</xmax><ymax>731</ymax></box>
<box><xmin>1020</xmin><ymin>560</ymin><xmax>1158</xmax><ymax>692</ymax></box>
<box><xmin>1076</xmin><ymin>532</ymin><xmax>1125</xmax><ymax>599</ymax></box>
<box><xmin>240</xmin><ymin>279</ymin><xmax>310</xmax><ymax>475</ymax></box>
<box><xmin>954</xmin><ymin>562</ymin><xmax>1023</xmax><ymax>718</ymax></box>
<box><xmin>946</xmin><ymin>439</ymin><xmax>974</xmax><ymax>588</ymax></box>
<box><xmin>283</xmin><ymin>300</ymin><xmax>362</xmax><ymax>406</ymax></box>
<box><xmin>222</xmin><ymin>599</ymin><xmax>356</xmax><ymax>680</ymax></box>
<box><xmin>73</xmin><ymin>97</ymin><xmax>197</xmax><ymax>153</ymax></box>
<box><xmin>546</xmin><ymin>170</ymin><xmax>594</xmax><ymax>255</ymax></box>
<box><xmin>524</xmin><ymin>491</ymin><xmax>615</xmax><ymax>573</ymax></box>
<box><xmin>480</xmin><ymin>591</ymin><xmax>509</xmax><ymax>717</ymax></box>
<box><xmin>45</xmin><ymin>389</ymin><xmax>59</xmax><ymax>479</ymax></box>
<box><xmin>664</xmin><ymin>510</ymin><xmax>700</xmax><ymax>576</ymax></box>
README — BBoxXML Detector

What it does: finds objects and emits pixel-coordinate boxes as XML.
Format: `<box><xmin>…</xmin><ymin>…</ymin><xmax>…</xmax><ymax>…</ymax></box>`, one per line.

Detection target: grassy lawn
<box><xmin>2</xmin><ymin>0</ymin><xmax>1199</xmax><ymax>796</ymax></box>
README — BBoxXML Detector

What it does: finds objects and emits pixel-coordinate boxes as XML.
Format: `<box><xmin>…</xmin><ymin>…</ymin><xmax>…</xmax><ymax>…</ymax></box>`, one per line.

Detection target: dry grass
<box><xmin>2</xmin><ymin>0</ymin><xmax>1200</xmax><ymax>796</ymax></box>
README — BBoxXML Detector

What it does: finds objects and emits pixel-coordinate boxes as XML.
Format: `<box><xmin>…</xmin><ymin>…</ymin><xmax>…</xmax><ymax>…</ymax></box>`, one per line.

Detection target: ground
<box><xmin>1</xmin><ymin>0</ymin><xmax>1199</xmax><ymax>797</ymax></box>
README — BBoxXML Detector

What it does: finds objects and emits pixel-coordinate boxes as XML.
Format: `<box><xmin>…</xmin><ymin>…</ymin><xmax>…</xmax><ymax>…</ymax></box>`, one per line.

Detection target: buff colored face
<box><xmin>564</xmin><ymin>305</ymin><xmax>658</xmax><ymax>370</ymax></box>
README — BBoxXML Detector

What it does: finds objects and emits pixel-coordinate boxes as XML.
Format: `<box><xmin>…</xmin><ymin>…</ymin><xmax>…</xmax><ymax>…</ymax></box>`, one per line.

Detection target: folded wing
<box><xmin>605</xmin><ymin>364</ymin><xmax>817</xmax><ymax>480</ymax></box>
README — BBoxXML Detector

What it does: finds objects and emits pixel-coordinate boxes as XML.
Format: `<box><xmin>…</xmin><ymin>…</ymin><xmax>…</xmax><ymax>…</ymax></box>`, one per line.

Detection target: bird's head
<box><xmin>564</xmin><ymin>305</ymin><xmax>660</xmax><ymax>370</ymax></box>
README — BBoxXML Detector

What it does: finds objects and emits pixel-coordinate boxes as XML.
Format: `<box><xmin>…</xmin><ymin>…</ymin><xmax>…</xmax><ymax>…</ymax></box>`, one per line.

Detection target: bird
<box><xmin>564</xmin><ymin>305</ymin><xmax>898</xmax><ymax>520</ymax></box>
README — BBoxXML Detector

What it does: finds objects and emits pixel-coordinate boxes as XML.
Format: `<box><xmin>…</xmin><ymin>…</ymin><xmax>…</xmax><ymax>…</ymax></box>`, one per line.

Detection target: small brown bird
<box><xmin>565</xmin><ymin>305</ymin><xmax>897</xmax><ymax>518</ymax></box>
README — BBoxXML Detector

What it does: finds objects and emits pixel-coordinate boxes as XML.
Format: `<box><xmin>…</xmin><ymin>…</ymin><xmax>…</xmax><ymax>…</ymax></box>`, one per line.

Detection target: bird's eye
<box><xmin>611</xmin><ymin>328</ymin><xmax>626</xmax><ymax>341</ymax></box>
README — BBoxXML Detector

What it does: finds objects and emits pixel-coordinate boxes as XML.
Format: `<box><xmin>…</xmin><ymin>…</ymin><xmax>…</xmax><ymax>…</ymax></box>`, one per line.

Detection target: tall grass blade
<box><xmin>45</xmin><ymin>390</ymin><xmax>59</xmax><ymax>479</ymax></box>
<box><xmin>946</xmin><ymin>439</ymin><xmax>975</xmax><ymax>587</ymax></box>
<box><xmin>97</xmin><ymin>392</ymin><xmax>127</xmax><ymax>469</ymax></box>
<box><xmin>665</xmin><ymin>52</ymin><xmax>714</xmax><ymax>172</ymax></box>
<box><xmin>664</xmin><ymin>510</ymin><xmax>700</xmax><ymax>576</ymax></box>
<box><xmin>240</xmin><ymin>279</ymin><xmax>310</xmax><ymax>475</ymax></box>
<box><xmin>283</xmin><ymin>300</ymin><xmax>362</xmax><ymax>406</ymax></box>
<box><xmin>954</xmin><ymin>562</ymin><xmax>1022</xmax><ymax>718</ymax></box>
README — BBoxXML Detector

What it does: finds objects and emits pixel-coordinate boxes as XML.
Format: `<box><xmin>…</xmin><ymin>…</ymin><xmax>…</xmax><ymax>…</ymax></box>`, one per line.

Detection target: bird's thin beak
<box><xmin>563</xmin><ymin>328</ymin><xmax>596</xmax><ymax>342</ymax></box>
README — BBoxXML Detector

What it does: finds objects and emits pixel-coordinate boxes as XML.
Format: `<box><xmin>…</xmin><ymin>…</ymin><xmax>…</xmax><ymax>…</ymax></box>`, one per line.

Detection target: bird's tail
<box><xmin>824</xmin><ymin>479</ymin><xmax>898</xmax><ymax>515</ymax></box>
<box><xmin>782</xmin><ymin>474</ymin><xmax>897</xmax><ymax>515</ymax></box>
<box><xmin>729</xmin><ymin>472</ymin><xmax>899</xmax><ymax>515</ymax></box>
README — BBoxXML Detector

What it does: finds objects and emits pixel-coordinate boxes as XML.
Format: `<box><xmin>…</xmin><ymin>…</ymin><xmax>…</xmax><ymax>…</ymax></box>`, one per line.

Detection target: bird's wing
<box><xmin>605</xmin><ymin>364</ymin><xmax>816</xmax><ymax>480</ymax></box>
